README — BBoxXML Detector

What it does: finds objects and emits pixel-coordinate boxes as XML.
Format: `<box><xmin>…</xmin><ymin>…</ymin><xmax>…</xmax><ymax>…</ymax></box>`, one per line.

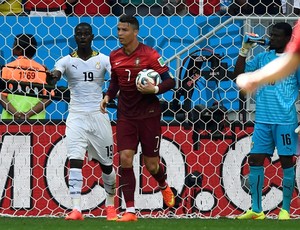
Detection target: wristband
<box><xmin>154</xmin><ymin>86</ymin><xmax>159</xmax><ymax>94</ymax></box>
<box><xmin>239</xmin><ymin>47</ymin><xmax>249</xmax><ymax>57</ymax></box>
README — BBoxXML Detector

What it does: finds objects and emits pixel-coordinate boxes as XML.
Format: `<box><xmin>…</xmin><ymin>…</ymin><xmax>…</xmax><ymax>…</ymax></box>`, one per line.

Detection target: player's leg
<box><xmin>237</xmin><ymin>123</ymin><xmax>273</xmax><ymax>220</ymax></box>
<box><xmin>143</xmin><ymin>155</ymin><xmax>175</xmax><ymax>208</ymax></box>
<box><xmin>65</xmin><ymin>113</ymin><xmax>87</xmax><ymax>220</ymax></box>
<box><xmin>248</xmin><ymin>155</ymin><xmax>265</xmax><ymax>213</ymax></box>
<box><xmin>87</xmin><ymin>112</ymin><xmax>118</xmax><ymax>221</ymax></box>
<box><xmin>117</xmin><ymin>149</ymin><xmax>137</xmax><ymax>222</ymax></box>
<box><xmin>236</xmin><ymin>154</ymin><xmax>266</xmax><ymax>220</ymax></box>
<box><xmin>65</xmin><ymin>159</ymin><xmax>84</xmax><ymax>221</ymax></box>
<box><xmin>140</xmin><ymin>116</ymin><xmax>175</xmax><ymax>208</ymax></box>
<box><xmin>276</xmin><ymin>123</ymin><xmax>297</xmax><ymax>220</ymax></box>
<box><xmin>88</xmin><ymin>148</ymin><xmax>118</xmax><ymax>221</ymax></box>
<box><xmin>100</xmin><ymin>164</ymin><xmax>117</xmax><ymax>221</ymax></box>
<box><xmin>115</xmin><ymin>118</ymin><xmax>139</xmax><ymax>222</ymax></box>
<box><xmin>279</xmin><ymin>160</ymin><xmax>295</xmax><ymax>220</ymax></box>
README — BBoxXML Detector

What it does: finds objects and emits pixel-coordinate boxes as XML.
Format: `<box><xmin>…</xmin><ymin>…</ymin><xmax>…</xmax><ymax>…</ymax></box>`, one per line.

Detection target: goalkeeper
<box><xmin>234</xmin><ymin>22</ymin><xmax>300</xmax><ymax>220</ymax></box>
<box><xmin>236</xmin><ymin>19</ymin><xmax>300</xmax><ymax>92</ymax></box>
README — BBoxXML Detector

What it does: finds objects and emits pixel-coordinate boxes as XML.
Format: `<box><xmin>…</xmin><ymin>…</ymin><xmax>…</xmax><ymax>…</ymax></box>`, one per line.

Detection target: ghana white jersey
<box><xmin>54</xmin><ymin>51</ymin><xmax>111</xmax><ymax>113</ymax></box>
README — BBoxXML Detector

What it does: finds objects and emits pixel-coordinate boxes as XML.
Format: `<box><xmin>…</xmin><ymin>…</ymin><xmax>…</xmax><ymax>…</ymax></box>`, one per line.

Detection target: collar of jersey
<box><xmin>71</xmin><ymin>50</ymin><xmax>99</xmax><ymax>58</ymax></box>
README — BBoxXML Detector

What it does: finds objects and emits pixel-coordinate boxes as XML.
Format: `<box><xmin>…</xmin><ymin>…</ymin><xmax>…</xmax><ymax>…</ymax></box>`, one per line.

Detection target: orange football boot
<box><xmin>106</xmin><ymin>206</ymin><xmax>118</xmax><ymax>221</ymax></box>
<box><xmin>116</xmin><ymin>212</ymin><xmax>138</xmax><ymax>222</ymax></box>
<box><xmin>161</xmin><ymin>185</ymin><xmax>175</xmax><ymax>208</ymax></box>
<box><xmin>65</xmin><ymin>209</ymin><xmax>84</xmax><ymax>221</ymax></box>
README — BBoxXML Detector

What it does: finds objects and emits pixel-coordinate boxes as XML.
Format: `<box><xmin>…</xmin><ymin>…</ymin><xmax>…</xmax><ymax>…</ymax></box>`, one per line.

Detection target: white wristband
<box><xmin>239</xmin><ymin>47</ymin><xmax>249</xmax><ymax>57</ymax></box>
<box><xmin>154</xmin><ymin>86</ymin><xmax>159</xmax><ymax>94</ymax></box>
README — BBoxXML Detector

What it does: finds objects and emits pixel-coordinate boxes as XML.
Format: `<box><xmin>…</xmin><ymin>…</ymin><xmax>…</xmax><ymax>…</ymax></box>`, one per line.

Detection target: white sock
<box><xmin>69</xmin><ymin>168</ymin><xmax>83</xmax><ymax>212</ymax></box>
<box><xmin>126</xmin><ymin>207</ymin><xmax>135</xmax><ymax>214</ymax></box>
<box><xmin>102</xmin><ymin>169</ymin><xmax>116</xmax><ymax>207</ymax></box>
<box><xmin>106</xmin><ymin>194</ymin><xmax>114</xmax><ymax>207</ymax></box>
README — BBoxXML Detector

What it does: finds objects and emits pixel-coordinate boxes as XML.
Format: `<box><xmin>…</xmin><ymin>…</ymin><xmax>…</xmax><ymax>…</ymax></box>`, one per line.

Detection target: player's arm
<box><xmin>237</xmin><ymin>20</ymin><xmax>300</xmax><ymax>92</ymax></box>
<box><xmin>233</xmin><ymin>33</ymin><xmax>257</xmax><ymax>78</ymax></box>
<box><xmin>46</xmin><ymin>69</ymin><xmax>62</xmax><ymax>86</ymax></box>
<box><xmin>100</xmin><ymin>55</ymin><xmax>113</xmax><ymax>113</ymax></box>
<box><xmin>155</xmin><ymin>71</ymin><xmax>176</xmax><ymax>95</ymax></box>
<box><xmin>100</xmin><ymin>95</ymin><xmax>109</xmax><ymax>114</ymax></box>
<box><xmin>101</xmin><ymin>71</ymin><xmax>119</xmax><ymax>114</ymax></box>
<box><xmin>147</xmin><ymin>49</ymin><xmax>176</xmax><ymax>94</ymax></box>
<box><xmin>254</xmin><ymin>53</ymin><xmax>300</xmax><ymax>83</ymax></box>
<box><xmin>236</xmin><ymin>53</ymin><xmax>300</xmax><ymax>92</ymax></box>
<box><xmin>233</xmin><ymin>56</ymin><xmax>247</xmax><ymax>79</ymax></box>
<box><xmin>137</xmin><ymin>71</ymin><xmax>175</xmax><ymax>95</ymax></box>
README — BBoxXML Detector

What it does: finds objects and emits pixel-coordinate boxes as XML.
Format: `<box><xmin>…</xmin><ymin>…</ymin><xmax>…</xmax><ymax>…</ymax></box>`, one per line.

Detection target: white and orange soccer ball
<box><xmin>136</xmin><ymin>69</ymin><xmax>161</xmax><ymax>86</ymax></box>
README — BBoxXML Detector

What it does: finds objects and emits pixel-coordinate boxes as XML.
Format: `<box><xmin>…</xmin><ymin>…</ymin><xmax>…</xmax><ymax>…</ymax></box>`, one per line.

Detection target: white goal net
<box><xmin>0</xmin><ymin>1</ymin><xmax>300</xmax><ymax>218</ymax></box>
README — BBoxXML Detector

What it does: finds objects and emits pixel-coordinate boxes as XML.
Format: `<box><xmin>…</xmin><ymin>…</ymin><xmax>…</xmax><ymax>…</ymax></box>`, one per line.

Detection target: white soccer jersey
<box><xmin>54</xmin><ymin>51</ymin><xmax>111</xmax><ymax>113</ymax></box>
<box><xmin>55</xmin><ymin>51</ymin><xmax>113</xmax><ymax>163</ymax></box>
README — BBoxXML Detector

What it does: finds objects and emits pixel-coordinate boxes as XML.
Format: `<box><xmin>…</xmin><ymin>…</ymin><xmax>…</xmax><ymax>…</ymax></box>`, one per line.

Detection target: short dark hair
<box><xmin>273</xmin><ymin>22</ymin><xmax>293</xmax><ymax>37</ymax></box>
<box><xmin>75</xmin><ymin>22</ymin><xmax>93</xmax><ymax>33</ymax></box>
<box><xmin>15</xmin><ymin>34</ymin><xmax>37</xmax><ymax>58</ymax></box>
<box><xmin>119</xmin><ymin>15</ymin><xmax>139</xmax><ymax>30</ymax></box>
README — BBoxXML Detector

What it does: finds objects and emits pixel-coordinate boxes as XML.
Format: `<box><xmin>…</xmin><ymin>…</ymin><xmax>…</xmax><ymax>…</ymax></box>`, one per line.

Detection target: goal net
<box><xmin>0</xmin><ymin>2</ymin><xmax>299</xmax><ymax>218</ymax></box>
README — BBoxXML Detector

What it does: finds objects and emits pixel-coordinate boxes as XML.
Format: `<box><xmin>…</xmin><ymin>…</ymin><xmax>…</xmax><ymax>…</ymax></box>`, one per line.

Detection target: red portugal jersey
<box><xmin>107</xmin><ymin>43</ymin><xmax>170</xmax><ymax>119</ymax></box>
<box><xmin>286</xmin><ymin>19</ymin><xmax>300</xmax><ymax>54</ymax></box>
<box><xmin>186</xmin><ymin>0</ymin><xmax>220</xmax><ymax>15</ymax></box>
<box><xmin>74</xmin><ymin>0</ymin><xmax>110</xmax><ymax>16</ymax></box>
<box><xmin>25</xmin><ymin>0</ymin><xmax>66</xmax><ymax>11</ymax></box>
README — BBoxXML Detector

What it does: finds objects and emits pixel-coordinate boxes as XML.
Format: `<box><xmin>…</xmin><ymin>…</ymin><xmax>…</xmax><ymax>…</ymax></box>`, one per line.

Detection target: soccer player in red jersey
<box><xmin>100</xmin><ymin>15</ymin><xmax>176</xmax><ymax>222</ymax></box>
<box><xmin>236</xmin><ymin>19</ymin><xmax>300</xmax><ymax>93</ymax></box>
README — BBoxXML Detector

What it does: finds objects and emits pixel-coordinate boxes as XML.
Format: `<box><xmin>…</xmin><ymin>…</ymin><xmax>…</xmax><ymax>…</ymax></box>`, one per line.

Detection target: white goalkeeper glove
<box><xmin>239</xmin><ymin>33</ymin><xmax>258</xmax><ymax>57</ymax></box>
<box><xmin>295</xmin><ymin>125</ymin><xmax>300</xmax><ymax>133</ymax></box>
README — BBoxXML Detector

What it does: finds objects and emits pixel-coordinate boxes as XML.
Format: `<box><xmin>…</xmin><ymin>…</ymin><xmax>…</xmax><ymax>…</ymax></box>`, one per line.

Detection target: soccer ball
<box><xmin>136</xmin><ymin>69</ymin><xmax>160</xmax><ymax>86</ymax></box>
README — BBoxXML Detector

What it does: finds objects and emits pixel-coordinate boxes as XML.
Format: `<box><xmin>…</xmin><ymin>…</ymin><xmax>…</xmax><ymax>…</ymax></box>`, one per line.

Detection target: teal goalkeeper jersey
<box><xmin>245</xmin><ymin>50</ymin><xmax>300</xmax><ymax>124</ymax></box>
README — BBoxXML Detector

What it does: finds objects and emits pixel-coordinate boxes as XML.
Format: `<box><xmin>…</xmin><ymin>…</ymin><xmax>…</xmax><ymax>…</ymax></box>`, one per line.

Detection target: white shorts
<box><xmin>65</xmin><ymin>111</ymin><xmax>114</xmax><ymax>166</ymax></box>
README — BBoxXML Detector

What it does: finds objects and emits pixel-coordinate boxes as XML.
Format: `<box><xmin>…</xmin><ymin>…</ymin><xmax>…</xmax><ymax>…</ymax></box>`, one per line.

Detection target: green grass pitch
<box><xmin>1</xmin><ymin>217</ymin><xmax>300</xmax><ymax>230</ymax></box>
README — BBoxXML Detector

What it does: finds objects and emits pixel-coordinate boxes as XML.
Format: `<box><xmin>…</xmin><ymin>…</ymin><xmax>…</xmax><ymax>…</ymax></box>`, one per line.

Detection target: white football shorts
<box><xmin>65</xmin><ymin>111</ymin><xmax>114</xmax><ymax>166</ymax></box>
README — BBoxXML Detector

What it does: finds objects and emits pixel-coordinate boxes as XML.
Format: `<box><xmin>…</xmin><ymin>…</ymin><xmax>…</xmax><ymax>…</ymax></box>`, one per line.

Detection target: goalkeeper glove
<box><xmin>239</xmin><ymin>33</ymin><xmax>258</xmax><ymax>57</ymax></box>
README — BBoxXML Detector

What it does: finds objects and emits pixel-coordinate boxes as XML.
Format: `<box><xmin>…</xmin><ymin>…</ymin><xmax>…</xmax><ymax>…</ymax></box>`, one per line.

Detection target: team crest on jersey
<box><xmin>135</xmin><ymin>58</ymin><xmax>140</xmax><ymax>66</ymax></box>
<box><xmin>95</xmin><ymin>62</ymin><xmax>100</xmax><ymax>69</ymax></box>
<box><xmin>158</xmin><ymin>57</ymin><xmax>165</xmax><ymax>67</ymax></box>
